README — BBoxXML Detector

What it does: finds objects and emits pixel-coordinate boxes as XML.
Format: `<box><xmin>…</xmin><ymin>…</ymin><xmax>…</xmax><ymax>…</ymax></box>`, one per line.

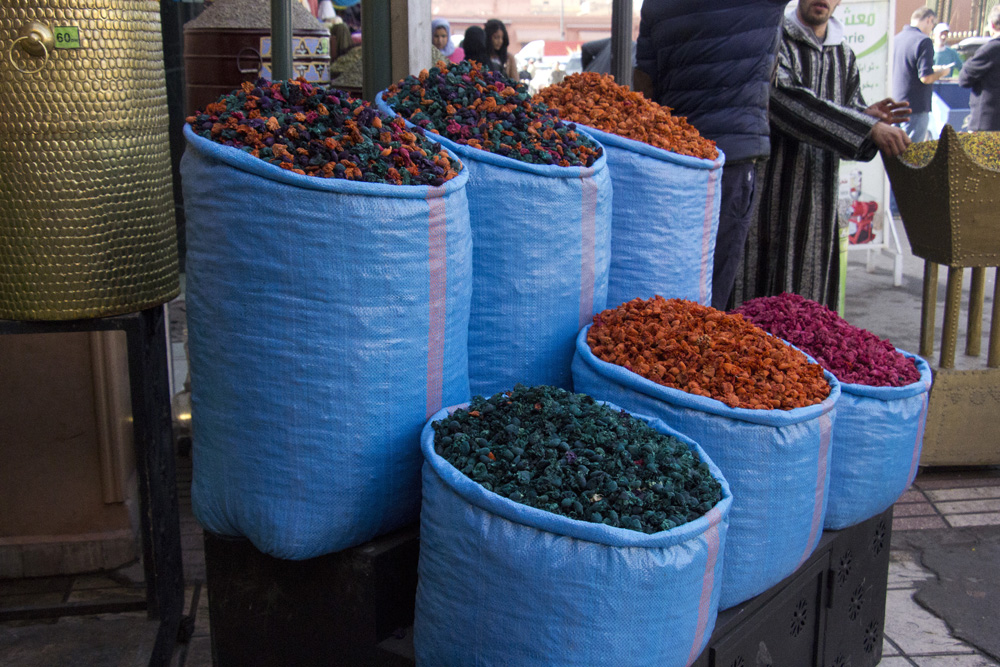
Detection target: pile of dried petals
<box><xmin>732</xmin><ymin>293</ymin><xmax>920</xmax><ymax>387</ymax></box>
<box><xmin>381</xmin><ymin>60</ymin><xmax>602</xmax><ymax>167</ymax></box>
<box><xmin>186</xmin><ymin>78</ymin><xmax>460</xmax><ymax>186</ymax></box>
<box><xmin>587</xmin><ymin>296</ymin><xmax>831</xmax><ymax>410</ymax></box>
<box><xmin>534</xmin><ymin>72</ymin><xmax>718</xmax><ymax>160</ymax></box>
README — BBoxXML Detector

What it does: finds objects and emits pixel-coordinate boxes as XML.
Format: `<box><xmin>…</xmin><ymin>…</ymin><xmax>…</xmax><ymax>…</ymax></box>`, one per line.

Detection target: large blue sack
<box><xmin>416</xmin><ymin>403</ymin><xmax>733</xmax><ymax>667</ymax></box>
<box><xmin>825</xmin><ymin>350</ymin><xmax>933</xmax><ymax>530</ymax></box>
<box><xmin>181</xmin><ymin>125</ymin><xmax>473</xmax><ymax>559</ymax></box>
<box><xmin>376</xmin><ymin>92</ymin><xmax>612</xmax><ymax>396</ymax></box>
<box><xmin>580</xmin><ymin>125</ymin><xmax>724</xmax><ymax>307</ymax></box>
<box><xmin>572</xmin><ymin>325</ymin><xmax>841</xmax><ymax>609</ymax></box>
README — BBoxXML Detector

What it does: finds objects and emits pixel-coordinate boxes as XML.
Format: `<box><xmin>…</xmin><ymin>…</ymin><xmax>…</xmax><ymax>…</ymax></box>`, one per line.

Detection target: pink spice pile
<box><xmin>732</xmin><ymin>293</ymin><xmax>920</xmax><ymax>387</ymax></box>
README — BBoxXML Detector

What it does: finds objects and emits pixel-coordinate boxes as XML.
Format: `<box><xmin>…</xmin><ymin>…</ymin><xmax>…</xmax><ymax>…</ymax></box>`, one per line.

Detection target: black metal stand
<box><xmin>693</xmin><ymin>507</ymin><xmax>893</xmax><ymax>667</ymax></box>
<box><xmin>203</xmin><ymin>527</ymin><xmax>419</xmax><ymax>667</ymax></box>
<box><xmin>203</xmin><ymin>506</ymin><xmax>893</xmax><ymax>667</ymax></box>
<box><xmin>0</xmin><ymin>306</ymin><xmax>186</xmax><ymax>667</ymax></box>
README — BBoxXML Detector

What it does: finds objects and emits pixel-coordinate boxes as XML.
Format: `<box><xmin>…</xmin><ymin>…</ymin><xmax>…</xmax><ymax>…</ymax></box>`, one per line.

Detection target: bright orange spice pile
<box><xmin>534</xmin><ymin>72</ymin><xmax>719</xmax><ymax>160</ymax></box>
<box><xmin>587</xmin><ymin>296</ymin><xmax>830</xmax><ymax>410</ymax></box>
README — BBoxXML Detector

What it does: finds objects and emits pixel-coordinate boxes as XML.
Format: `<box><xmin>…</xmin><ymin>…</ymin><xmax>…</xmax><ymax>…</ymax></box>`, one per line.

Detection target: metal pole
<box><xmin>271</xmin><ymin>0</ymin><xmax>293</xmax><ymax>81</ymax></box>
<box><xmin>560</xmin><ymin>0</ymin><xmax>565</xmax><ymax>40</ymax></box>
<box><xmin>362</xmin><ymin>0</ymin><xmax>393</xmax><ymax>102</ymax></box>
<box><xmin>940</xmin><ymin>266</ymin><xmax>963</xmax><ymax>369</ymax></box>
<box><xmin>610</xmin><ymin>0</ymin><xmax>633</xmax><ymax>88</ymax></box>
<box><xmin>988</xmin><ymin>267</ymin><xmax>1000</xmax><ymax>368</ymax></box>
<box><xmin>920</xmin><ymin>261</ymin><xmax>939</xmax><ymax>359</ymax></box>
<box><xmin>966</xmin><ymin>266</ymin><xmax>986</xmax><ymax>357</ymax></box>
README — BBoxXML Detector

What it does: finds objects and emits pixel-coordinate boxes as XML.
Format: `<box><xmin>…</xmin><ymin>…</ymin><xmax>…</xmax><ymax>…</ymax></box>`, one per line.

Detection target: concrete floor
<box><xmin>2</xmin><ymin>219</ymin><xmax>998</xmax><ymax>666</ymax></box>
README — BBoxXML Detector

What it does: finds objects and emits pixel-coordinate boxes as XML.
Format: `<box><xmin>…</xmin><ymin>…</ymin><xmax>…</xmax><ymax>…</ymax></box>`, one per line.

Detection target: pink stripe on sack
<box><xmin>800</xmin><ymin>413</ymin><xmax>832</xmax><ymax>568</ymax></box>
<box><xmin>699</xmin><ymin>171</ymin><xmax>718</xmax><ymax>306</ymax></box>
<box><xmin>907</xmin><ymin>383</ymin><xmax>932</xmax><ymax>485</ymax></box>
<box><xmin>579</xmin><ymin>173</ymin><xmax>597</xmax><ymax>329</ymax></box>
<box><xmin>687</xmin><ymin>507</ymin><xmax>723</xmax><ymax>665</ymax></box>
<box><xmin>426</xmin><ymin>194</ymin><xmax>448</xmax><ymax>418</ymax></box>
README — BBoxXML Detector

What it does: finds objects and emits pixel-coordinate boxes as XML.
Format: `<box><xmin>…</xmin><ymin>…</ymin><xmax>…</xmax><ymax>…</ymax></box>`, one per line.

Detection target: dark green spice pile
<box><xmin>382</xmin><ymin>60</ymin><xmax>602</xmax><ymax>167</ymax></box>
<box><xmin>432</xmin><ymin>385</ymin><xmax>723</xmax><ymax>534</ymax></box>
<box><xmin>186</xmin><ymin>78</ymin><xmax>460</xmax><ymax>185</ymax></box>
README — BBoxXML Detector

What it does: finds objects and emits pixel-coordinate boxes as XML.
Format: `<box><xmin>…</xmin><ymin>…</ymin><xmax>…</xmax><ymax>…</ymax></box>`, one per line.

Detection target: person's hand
<box><xmin>871</xmin><ymin>122</ymin><xmax>911</xmax><ymax>157</ymax></box>
<box><xmin>865</xmin><ymin>98</ymin><xmax>911</xmax><ymax>125</ymax></box>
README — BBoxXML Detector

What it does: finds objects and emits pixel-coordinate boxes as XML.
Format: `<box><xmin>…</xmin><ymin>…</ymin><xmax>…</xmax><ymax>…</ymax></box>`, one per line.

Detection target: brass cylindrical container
<box><xmin>1</xmin><ymin>1</ymin><xmax>179</xmax><ymax>321</ymax></box>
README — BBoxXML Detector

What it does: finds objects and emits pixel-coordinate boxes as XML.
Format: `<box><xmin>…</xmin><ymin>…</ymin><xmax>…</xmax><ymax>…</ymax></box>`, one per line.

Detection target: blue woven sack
<box><xmin>572</xmin><ymin>325</ymin><xmax>841</xmax><ymax>609</ymax></box>
<box><xmin>416</xmin><ymin>402</ymin><xmax>732</xmax><ymax>667</ymax></box>
<box><xmin>580</xmin><ymin>125</ymin><xmax>724</xmax><ymax>307</ymax></box>
<box><xmin>376</xmin><ymin>93</ymin><xmax>612</xmax><ymax>396</ymax></box>
<box><xmin>181</xmin><ymin>125</ymin><xmax>473</xmax><ymax>559</ymax></box>
<box><xmin>825</xmin><ymin>350</ymin><xmax>933</xmax><ymax>530</ymax></box>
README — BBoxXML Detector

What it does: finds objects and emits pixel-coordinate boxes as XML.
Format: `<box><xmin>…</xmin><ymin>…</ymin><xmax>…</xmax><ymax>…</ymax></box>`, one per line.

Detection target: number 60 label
<box><xmin>53</xmin><ymin>26</ymin><xmax>81</xmax><ymax>49</ymax></box>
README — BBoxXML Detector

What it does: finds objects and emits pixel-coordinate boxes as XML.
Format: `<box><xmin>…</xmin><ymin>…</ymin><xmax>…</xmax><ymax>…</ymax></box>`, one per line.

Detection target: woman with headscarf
<box><xmin>462</xmin><ymin>26</ymin><xmax>493</xmax><ymax>70</ymax></box>
<box><xmin>432</xmin><ymin>18</ymin><xmax>465</xmax><ymax>64</ymax></box>
<box><xmin>484</xmin><ymin>19</ymin><xmax>519</xmax><ymax>80</ymax></box>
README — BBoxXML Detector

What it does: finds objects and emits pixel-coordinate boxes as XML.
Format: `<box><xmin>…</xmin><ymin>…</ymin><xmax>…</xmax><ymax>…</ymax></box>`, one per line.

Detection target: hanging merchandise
<box><xmin>733</xmin><ymin>293</ymin><xmax>933</xmax><ymax>529</ymax></box>
<box><xmin>572</xmin><ymin>297</ymin><xmax>840</xmax><ymax>609</ymax></box>
<box><xmin>181</xmin><ymin>81</ymin><xmax>472</xmax><ymax>559</ymax></box>
<box><xmin>416</xmin><ymin>387</ymin><xmax>732</xmax><ymax>666</ymax></box>
<box><xmin>377</xmin><ymin>61</ymin><xmax>612</xmax><ymax>396</ymax></box>
<box><xmin>536</xmin><ymin>73</ymin><xmax>724</xmax><ymax>306</ymax></box>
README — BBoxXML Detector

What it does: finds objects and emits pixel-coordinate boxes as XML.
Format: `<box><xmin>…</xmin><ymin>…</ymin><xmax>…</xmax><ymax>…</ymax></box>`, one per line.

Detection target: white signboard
<box><xmin>835</xmin><ymin>0</ymin><xmax>891</xmax><ymax>248</ymax></box>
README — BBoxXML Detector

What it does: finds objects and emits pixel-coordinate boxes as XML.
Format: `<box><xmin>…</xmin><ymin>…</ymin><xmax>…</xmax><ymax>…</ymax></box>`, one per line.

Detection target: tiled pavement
<box><xmin>881</xmin><ymin>470</ymin><xmax>1000</xmax><ymax>667</ymax></box>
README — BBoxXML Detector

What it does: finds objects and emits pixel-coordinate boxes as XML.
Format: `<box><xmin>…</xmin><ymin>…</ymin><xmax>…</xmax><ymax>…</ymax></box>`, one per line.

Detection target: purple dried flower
<box><xmin>732</xmin><ymin>293</ymin><xmax>920</xmax><ymax>387</ymax></box>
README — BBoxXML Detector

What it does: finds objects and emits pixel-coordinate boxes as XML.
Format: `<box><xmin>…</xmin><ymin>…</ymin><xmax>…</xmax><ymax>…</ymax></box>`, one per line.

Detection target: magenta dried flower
<box><xmin>732</xmin><ymin>293</ymin><xmax>920</xmax><ymax>387</ymax></box>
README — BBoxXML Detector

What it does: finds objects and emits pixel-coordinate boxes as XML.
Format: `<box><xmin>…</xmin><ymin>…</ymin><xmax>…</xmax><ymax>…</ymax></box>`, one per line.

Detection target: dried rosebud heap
<box><xmin>186</xmin><ymin>78</ymin><xmax>460</xmax><ymax>186</ymax></box>
<box><xmin>587</xmin><ymin>296</ymin><xmax>831</xmax><ymax>410</ymax></box>
<box><xmin>534</xmin><ymin>72</ymin><xmax>718</xmax><ymax>161</ymax></box>
<box><xmin>382</xmin><ymin>60</ymin><xmax>602</xmax><ymax>168</ymax></box>
<box><xmin>732</xmin><ymin>293</ymin><xmax>920</xmax><ymax>387</ymax></box>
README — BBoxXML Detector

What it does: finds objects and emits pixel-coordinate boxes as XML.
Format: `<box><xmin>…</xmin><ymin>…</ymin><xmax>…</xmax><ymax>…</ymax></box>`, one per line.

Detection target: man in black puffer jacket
<box><xmin>634</xmin><ymin>0</ymin><xmax>787</xmax><ymax>311</ymax></box>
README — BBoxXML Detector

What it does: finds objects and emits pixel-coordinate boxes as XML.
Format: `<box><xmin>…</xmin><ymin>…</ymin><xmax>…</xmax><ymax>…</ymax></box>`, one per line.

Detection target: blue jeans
<box><xmin>902</xmin><ymin>111</ymin><xmax>930</xmax><ymax>142</ymax></box>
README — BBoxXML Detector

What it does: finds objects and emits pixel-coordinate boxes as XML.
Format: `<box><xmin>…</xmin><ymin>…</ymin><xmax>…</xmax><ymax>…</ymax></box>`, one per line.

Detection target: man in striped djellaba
<box><xmin>734</xmin><ymin>0</ymin><xmax>911</xmax><ymax>311</ymax></box>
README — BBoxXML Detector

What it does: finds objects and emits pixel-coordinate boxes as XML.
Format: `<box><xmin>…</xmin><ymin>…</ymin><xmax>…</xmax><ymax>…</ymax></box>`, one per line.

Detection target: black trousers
<box><xmin>712</xmin><ymin>161</ymin><xmax>760</xmax><ymax>310</ymax></box>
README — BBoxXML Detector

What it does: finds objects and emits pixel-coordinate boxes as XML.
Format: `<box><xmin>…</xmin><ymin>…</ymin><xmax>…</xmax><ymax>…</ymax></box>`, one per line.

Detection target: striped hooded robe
<box><xmin>733</xmin><ymin>10</ymin><xmax>879</xmax><ymax>310</ymax></box>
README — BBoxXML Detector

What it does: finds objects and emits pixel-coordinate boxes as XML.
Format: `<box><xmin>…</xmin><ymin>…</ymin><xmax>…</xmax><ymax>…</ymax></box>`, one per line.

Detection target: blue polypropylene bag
<box><xmin>572</xmin><ymin>325</ymin><xmax>841</xmax><ymax>609</ymax></box>
<box><xmin>376</xmin><ymin>92</ymin><xmax>612</xmax><ymax>396</ymax></box>
<box><xmin>416</xmin><ymin>402</ymin><xmax>733</xmax><ymax>667</ymax></box>
<box><xmin>181</xmin><ymin>125</ymin><xmax>473</xmax><ymax>559</ymax></box>
<box><xmin>824</xmin><ymin>350</ymin><xmax>933</xmax><ymax>530</ymax></box>
<box><xmin>579</xmin><ymin>125</ymin><xmax>724</xmax><ymax>307</ymax></box>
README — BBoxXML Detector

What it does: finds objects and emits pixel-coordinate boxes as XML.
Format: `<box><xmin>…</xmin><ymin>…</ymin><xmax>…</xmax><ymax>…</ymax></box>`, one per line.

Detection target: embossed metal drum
<box><xmin>0</xmin><ymin>1</ymin><xmax>179</xmax><ymax>320</ymax></box>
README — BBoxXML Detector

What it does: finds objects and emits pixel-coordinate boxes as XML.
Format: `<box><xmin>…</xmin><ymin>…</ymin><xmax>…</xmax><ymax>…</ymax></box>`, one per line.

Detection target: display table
<box><xmin>203</xmin><ymin>507</ymin><xmax>893</xmax><ymax>667</ymax></box>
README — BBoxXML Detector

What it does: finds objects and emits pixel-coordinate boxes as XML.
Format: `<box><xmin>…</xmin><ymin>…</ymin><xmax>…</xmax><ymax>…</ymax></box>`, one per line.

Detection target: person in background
<box><xmin>432</xmin><ymin>18</ymin><xmax>465</xmax><ymax>64</ymax></box>
<box><xmin>462</xmin><ymin>26</ymin><xmax>492</xmax><ymax>70</ymax></box>
<box><xmin>739</xmin><ymin>0</ymin><xmax>911</xmax><ymax>311</ymax></box>
<box><xmin>634</xmin><ymin>0</ymin><xmax>788</xmax><ymax>311</ymax></box>
<box><xmin>484</xmin><ymin>19</ymin><xmax>519</xmax><ymax>80</ymax></box>
<box><xmin>933</xmin><ymin>23</ymin><xmax>963</xmax><ymax>78</ymax></box>
<box><xmin>958</xmin><ymin>5</ymin><xmax>1000</xmax><ymax>131</ymax></box>
<box><xmin>892</xmin><ymin>7</ymin><xmax>952</xmax><ymax>141</ymax></box>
